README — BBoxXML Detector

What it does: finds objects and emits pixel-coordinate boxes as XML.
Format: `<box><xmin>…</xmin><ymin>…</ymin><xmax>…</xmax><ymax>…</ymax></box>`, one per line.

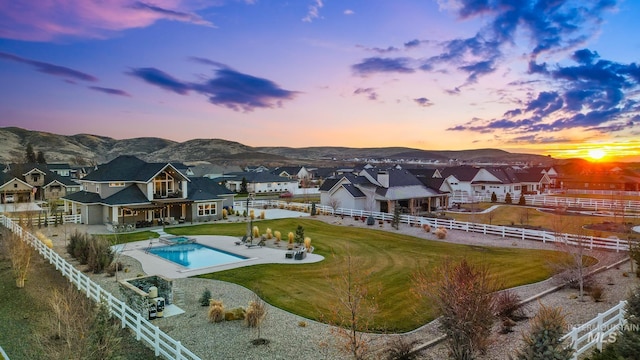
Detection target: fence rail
<box><xmin>0</xmin><ymin>215</ymin><xmax>200</xmax><ymax>360</ymax></box>
<box><xmin>241</xmin><ymin>200</ymin><xmax>631</xmax><ymax>252</ymax></box>
<box><xmin>561</xmin><ymin>300</ymin><xmax>627</xmax><ymax>359</ymax></box>
<box><xmin>7</xmin><ymin>213</ymin><xmax>82</xmax><ymax>225</ymax></box>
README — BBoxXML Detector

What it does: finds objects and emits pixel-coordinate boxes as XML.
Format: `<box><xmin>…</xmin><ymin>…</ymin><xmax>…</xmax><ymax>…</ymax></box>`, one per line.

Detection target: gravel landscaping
<box><xmin>43</xmin><ymin>215</ymin><xmax>639</xmax><ymax>360</ymax></box>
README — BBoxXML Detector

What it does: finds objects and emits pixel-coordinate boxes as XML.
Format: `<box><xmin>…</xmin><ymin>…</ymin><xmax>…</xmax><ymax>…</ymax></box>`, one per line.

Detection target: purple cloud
<box><xmin>419</xmin><ymin>0</ymin><xmax>616</xmax><ymax>86</ymax></box>
<box><xmin>130</xmin><ymin>2</ymin><xmax>214</xmax><ymax>27</ymax></box>
<box><xmin>0</xmin><ymin>0</ymin><xmax>215</xmax><ymax>41</ymax></box>
<box><xmin>129</xmin><ymin>61</ymin><xmax>298</xmax><ymax>111</ymax></box>
<box><xmin>0</xmin><ymin>51</ymin><xmax>97</xmax><ymax>82</ymax></box>
<box><xmin>404</xmin><ymin>39</ymin><xmax>420</xmax><ymax>48</ymax></box>
<box><xmin>354</xmin><ymin>88</ymin><xmax>378</xmax><ymax>101</ymax></box>
<box><xmin>351</xmin><ymin>57</ymin><xmax>414</xmax><ymax>76</ymax></box>
<box><xmin>413</xmin><ymin>97</ymin><xmax>433</xmax><ymax>107</ymax></box>
<box><xmin>88</xmin><ymin>86</ymin><xmax>131</xmax><ymax>97</ymax></box>
<box><xmin>192</xmin><ymin>69</ymin><xmax>298</xmax><ymax>111</ymax></box>
<box><xmin>128</xmin><ymin>67</ymin><xmax>191</xmax><ymax>95</ymax></box>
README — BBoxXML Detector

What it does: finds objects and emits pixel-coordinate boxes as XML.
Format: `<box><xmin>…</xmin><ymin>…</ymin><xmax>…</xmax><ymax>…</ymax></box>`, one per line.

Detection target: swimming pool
<box><xmin>148</xmin><ymin>243</ymin><xmax>248</xmax><ymax>269</ymax></box>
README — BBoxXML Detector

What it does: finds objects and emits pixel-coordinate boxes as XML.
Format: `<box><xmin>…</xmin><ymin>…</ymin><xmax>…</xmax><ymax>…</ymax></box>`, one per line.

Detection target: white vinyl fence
<box><xmin>0</xmin><ymin>215</ymin><xmax>200</xmax><ymax>360</ymax></box>
<box><xmin>449</xmin><ymin>194</ymin><xmax>640</xmax><ymax>213</ymax></box>
<box><xmin>242</xmin><ymin>200</ymin><xmax>632</xmax><ymax>252</ymax></box>
<box><xmin>561</xmin><ymin>300</ymin><xmax>628</xmax><ymax>359</ymax></box>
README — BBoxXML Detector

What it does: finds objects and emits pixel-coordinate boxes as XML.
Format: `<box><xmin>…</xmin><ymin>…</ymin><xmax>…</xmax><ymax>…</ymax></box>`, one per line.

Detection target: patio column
<box><xmin>111</xmin><ymin>206</ymin><xmax>118</xmax><ymax>224</ymax></box>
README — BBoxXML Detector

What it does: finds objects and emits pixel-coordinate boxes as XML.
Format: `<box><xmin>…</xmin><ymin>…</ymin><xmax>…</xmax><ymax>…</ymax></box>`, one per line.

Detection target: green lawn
<box><xmin>166</xmin><ymin>218</ymin><xmax>564</xmax><ymax>332</ymax></box>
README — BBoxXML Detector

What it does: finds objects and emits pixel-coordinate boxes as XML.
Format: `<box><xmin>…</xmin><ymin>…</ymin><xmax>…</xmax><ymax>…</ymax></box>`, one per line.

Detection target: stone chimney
<box><xmin>377</xmin><ymin>171</ymin><xmax>389</xmax><ymax>188</ymax></box>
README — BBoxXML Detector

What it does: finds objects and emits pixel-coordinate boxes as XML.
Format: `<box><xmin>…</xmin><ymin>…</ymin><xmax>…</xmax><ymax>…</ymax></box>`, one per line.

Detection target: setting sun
<box><xmin>588</xmin><ymin>148</ymin><xmax>606</xmax><ymax>160</ymax></box>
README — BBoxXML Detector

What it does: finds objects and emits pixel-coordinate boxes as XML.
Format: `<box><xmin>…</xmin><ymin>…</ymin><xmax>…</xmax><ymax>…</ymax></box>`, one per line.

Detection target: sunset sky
<box><xmin>1</xmin><ymin>1</ymin><xmax>639</xmax><ymax>161</ymax></box>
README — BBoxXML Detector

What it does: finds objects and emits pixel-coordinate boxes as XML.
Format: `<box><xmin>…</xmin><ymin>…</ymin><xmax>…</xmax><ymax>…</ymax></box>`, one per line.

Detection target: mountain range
<box><xmin>0</xmin><ymin>126</ymin><xmax>553</xmax><ymax>166</ymax></box>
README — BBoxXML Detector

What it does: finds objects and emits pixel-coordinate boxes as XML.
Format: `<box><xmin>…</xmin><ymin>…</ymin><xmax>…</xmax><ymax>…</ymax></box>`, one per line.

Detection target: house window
<box><xmin>32</xmin><ymin>174</ymin><xmax>40</xmax><ymax>182</ymax></box>
<box><xmin>153</xmin><ymin>172</ymin><xmax>175</xmax><ymax>197</ymax></box>
<box><xmin>197</xmin><ymin>202</ymin><xmax>217</xmax><ymax>216</ymax></box>
<box><xmin>109</xmin><ymin>182</ymin><xmax>125</xmax><ymax>187</ymax></box>
<box><xmin>514</xmin><ymin>186</ymin><xmax>521</xmax><ymax>191</ymax></box>
<box><xmin>118</xmin><ymin>208</ymin><xmax>136</xmax><ymax>216</ymax></box>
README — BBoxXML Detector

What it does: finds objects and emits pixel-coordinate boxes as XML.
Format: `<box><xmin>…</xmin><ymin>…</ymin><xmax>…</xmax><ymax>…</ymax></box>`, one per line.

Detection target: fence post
<box><xmin>155</xmin><ymin>326</ymin><xmax>161</xmax><ymax>356</ymax></box>
<box><xmin>596</xmin><ymin>313</ymin><xmax>604</xmax><ymax>350</ymax></box>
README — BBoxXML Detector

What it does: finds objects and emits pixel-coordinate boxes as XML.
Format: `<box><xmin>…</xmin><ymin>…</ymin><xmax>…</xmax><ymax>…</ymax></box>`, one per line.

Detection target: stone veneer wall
<box><xmin>120</xmin><ymin>275</ymin><xmax>174</xmax><ymax>318</ymax></box>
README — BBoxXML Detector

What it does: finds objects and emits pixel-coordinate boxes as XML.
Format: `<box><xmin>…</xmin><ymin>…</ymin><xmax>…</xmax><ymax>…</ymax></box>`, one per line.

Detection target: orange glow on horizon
<box><xmin>519</xmin><ymin>141</ymin><xmax>640</xmax><ymax>163</ymax></box>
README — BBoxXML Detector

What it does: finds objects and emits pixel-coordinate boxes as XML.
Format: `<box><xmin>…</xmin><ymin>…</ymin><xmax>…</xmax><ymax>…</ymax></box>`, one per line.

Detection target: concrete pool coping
<box><xmin>117</xmin><ymin>235</ymin><xmax>324</xmax><ymax>279</ymax></box>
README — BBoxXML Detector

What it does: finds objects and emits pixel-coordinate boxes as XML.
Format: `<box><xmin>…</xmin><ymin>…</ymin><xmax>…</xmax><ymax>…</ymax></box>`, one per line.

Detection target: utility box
<box><xmin>152</xmin><ymin>297</ymin><xmax>165</xmax><ymax>318</ymax></box>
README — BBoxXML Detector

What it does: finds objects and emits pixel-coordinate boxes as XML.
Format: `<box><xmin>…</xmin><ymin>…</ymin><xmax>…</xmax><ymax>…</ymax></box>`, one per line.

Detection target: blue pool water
<box><xmin>148</xmin><ymin>243</ymin><xmax>248</xmax><ymax>269</ymax></box>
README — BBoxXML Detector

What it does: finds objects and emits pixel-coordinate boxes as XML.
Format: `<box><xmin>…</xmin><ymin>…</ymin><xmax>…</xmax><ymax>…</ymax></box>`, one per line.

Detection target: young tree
<box><xmin>513</xmin><ymin>304</ymin><xmax>573</xmax><ymax>360</ymax></box>
<box><xmin>413</xmin><ymin>258</ymin><xmax>497</xmax><ymax>360</ymax></box>
<box><xmin>505</xmin><ymin>192</ymin><xmax>513</xmax><ymax>204</ymax></box>
<box><xmin>551</xmin><ymin>233</ymin><xmax>593</xmax><ymax>302</ymax></box>
<box><xmin>391</xmin><ymin>205</ymin><xmax>401</xmax><ymax>230</ymax></box>
<box><xmin>491</xmin><ymin>192</ymin><xmax>497</xmax><ymax>203</ymax></box>
<box><xmin>36</xmin><ymin>150</ymin><xmax>46</xmax><ymax>164</ymax></box>
<box><xmin>86</xmin><ymin>302</ymin><xmax>123</xmax><ymax>360</ymax></box>
<box><xmin>294</xmin><ymin>225</ymin><xmax>305</xmax><ymax>245</ymax></box>
<box><xmin>25</xmin><ymin>143</ymin><xmax>36</xmax><ymax>163</ymax></box>
<box><xmin>245</xmin><ymin>294</ymin><xmax>268</xmax><ymax>345</ymax></box>
<box><xmin>518</xmin><ymin>193</ymin><xmax>526</xmax><ymax>206</ymax></box>
<box><xmin>240</xmin><ymin>177</ymin><xmax>248</xmax><ymax>194</ymax></box>
<box><xmin>328</xmin><ymin>197</ymin><xmax>341</xmax><ymax>216</ymax></box>
<box><xmin>7</xmin><ymin>231</ymin><xmax>33</xmax><ymax>288</ymax></box>
<box><xmin>324</xmin><ymin>252</ymin><xmax>379</xmax><ymax>360</ymax></box>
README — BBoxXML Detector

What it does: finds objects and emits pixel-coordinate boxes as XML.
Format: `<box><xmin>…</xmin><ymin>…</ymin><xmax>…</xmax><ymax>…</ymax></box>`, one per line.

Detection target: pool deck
<box><xmin>118</xmin><ymin>235</ymin><xmax>324</xmax><ymax>279</ymax></box>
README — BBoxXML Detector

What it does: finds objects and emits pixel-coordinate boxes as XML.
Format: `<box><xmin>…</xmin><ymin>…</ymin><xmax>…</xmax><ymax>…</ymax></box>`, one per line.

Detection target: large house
<box><xmin>0</xmin><ymin>163</ymin><xmax>80</xmax><ymax>206</ymax></box>
<box><xmin>62</xmin><ymin>155</ymin><xmax>235</xmax><ymax>227</ymax></box>
<box><xmin>437</xmin><ymin>165</ymin><xmax>551</xmax><ymax>201</ymax></box>
<box><xmin>319</xmin><ymin>167</ymin><xmax>449</xmax><ymax>214</ymax></box>
<box><xmin>216</xmin><ymin>171</ymin><xmax>299</xmax><ymax>194</ymax></box>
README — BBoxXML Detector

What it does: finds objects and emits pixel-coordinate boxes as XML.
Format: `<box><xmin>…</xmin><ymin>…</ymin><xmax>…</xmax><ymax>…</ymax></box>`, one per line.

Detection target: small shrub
<box><xmin>501</xmin><ymin>317</ymin><xmax>517</xmax><ymax>334</ymax></box>
<box><xmin>382</xmin><ymin>337</ymin><xmax>421</xmax><ymax>360</ymax></box>
<box><xmin>208</xmin><ymin>300</ymin><xmax>225</xmax><ymax>323</ymax></box>
<box><xmin>260</xmin><ymin>210</ymin><xmax>265</xmax><ymax>219</ymax></box>
<box><xmin>274</xmin><ymin>230</ymin><xmax>281</xmax><ymax>244</ymax></box>
<box><xmin>505</xmin><ymin>193</ymin><xmax>513</xmax><ymax>204</ymax></box>
<box><xmin>287</xmin><ymin>232</ymin><xmax>294</xmax><ymax>250</ymax></box>
<box><xmin>250</xmin><ymin>209</ymin><xmax>255</xmax><ymax>220</ymax></box>
<box><xmin>222</xmin><ymin>208</ymin><xmax>228</xmax><ymax>219</ymax></box>
<box><xmin>86</xmin><ymin>237</ymin><xmax>114</xmax><ymax>273</ymax></box>
<box><xmin>246</xmin><ymin>301</ymin><xmax>266</xmax><ymax>328</ymax></box>
<box><xmin>252</xmin><ymin>226</ymin><xmax>260</xmax><ymax>238</ymax></box>
<box><xmin>589</xmin><ymin>284</ymin><xmax>605</xmax><ymax>302</ymax></box>
<box><xmin>298</xmin><ymin>321</ymin><xmax>307</xmax><ymax>327</ymax></box>
<box><xmin>422</xmin><ymin>224</ymin><xmax>431</xmax><ymax>232</ymax></box>
<box><xmin>495</xmin><ymin>290</ymin><xmax>527</xmax><ymax>321</ymax></box>
<box><xmin>513</xmin><ymin>304</ymin><xmax>573</xmax><ymax>360</ymax></box>
<box><xmin>434</xmin><ymin>227</ymin><xmax>447</xmax><ymax>239</ymax></box>
<box><xmin>199</xmin><ymin>288</ymin><xmax>212</xmax><ymax>306</ymax></box>
<box><xmin>107</xmin><ymin>262</ymin><xmax>123</xmax><ymax>277</ymax></box>
<box><xmin>265</xmin><ymin>228</ymin><xmax>272</xmax><ymax>239</ymax></box>
<box><xmin>294</xmin><ymin>225</ymin><xmax>305</xmax><ymax>245</ymax></box>
<box><xmin>225</xmin><ymin>307</ymin><xmax>246</xmax><ymax>321</ymax></box>
<box><xmin>304</xmin><ymin>237</ymin><xmax>312</xmax><ymax>251</ymax></box>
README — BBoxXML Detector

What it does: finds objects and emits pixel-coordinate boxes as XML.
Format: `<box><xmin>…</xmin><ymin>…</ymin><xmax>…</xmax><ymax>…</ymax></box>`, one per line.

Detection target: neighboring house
<box><xmin>47</xmin><ymin>163</ymin><xmax>73</xmax><ymax>177</ymax></box>
<box><xmin>244</xmin><ymin>165</ymin><xmax>270</xmax><ymax>173</ymax></box>
<box><xmin>319</xmin><ymin>167</ymin><xmax>449</xmax><ymax>214</ymax></box>
<box><xmin>217</xmin><ymin>171</ymin><xmax>299</xmax><ymax>194</ymax></box>
<box><xmin>61</xmin><ymin>155</ymin><xmax>235</xmax><ymax>227</ymax></box>
<box><xmin>272</xmin><ymin>166</ymin><xmax>313</xmax><ymax>180</ymax></box>
<box><xmin>517</xmin><ymin>167</ymin><xmax>552</xmax><ymax>194</ymax></box>
<box><xmin>0</xmin><ymin>163</ymin><xmax>81</xmax><ymax>204</ymax></box>
<box><xmin>186</xmin><ymin>163</ymin><xmax>242</xmax><ymax>179</ymax></box>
